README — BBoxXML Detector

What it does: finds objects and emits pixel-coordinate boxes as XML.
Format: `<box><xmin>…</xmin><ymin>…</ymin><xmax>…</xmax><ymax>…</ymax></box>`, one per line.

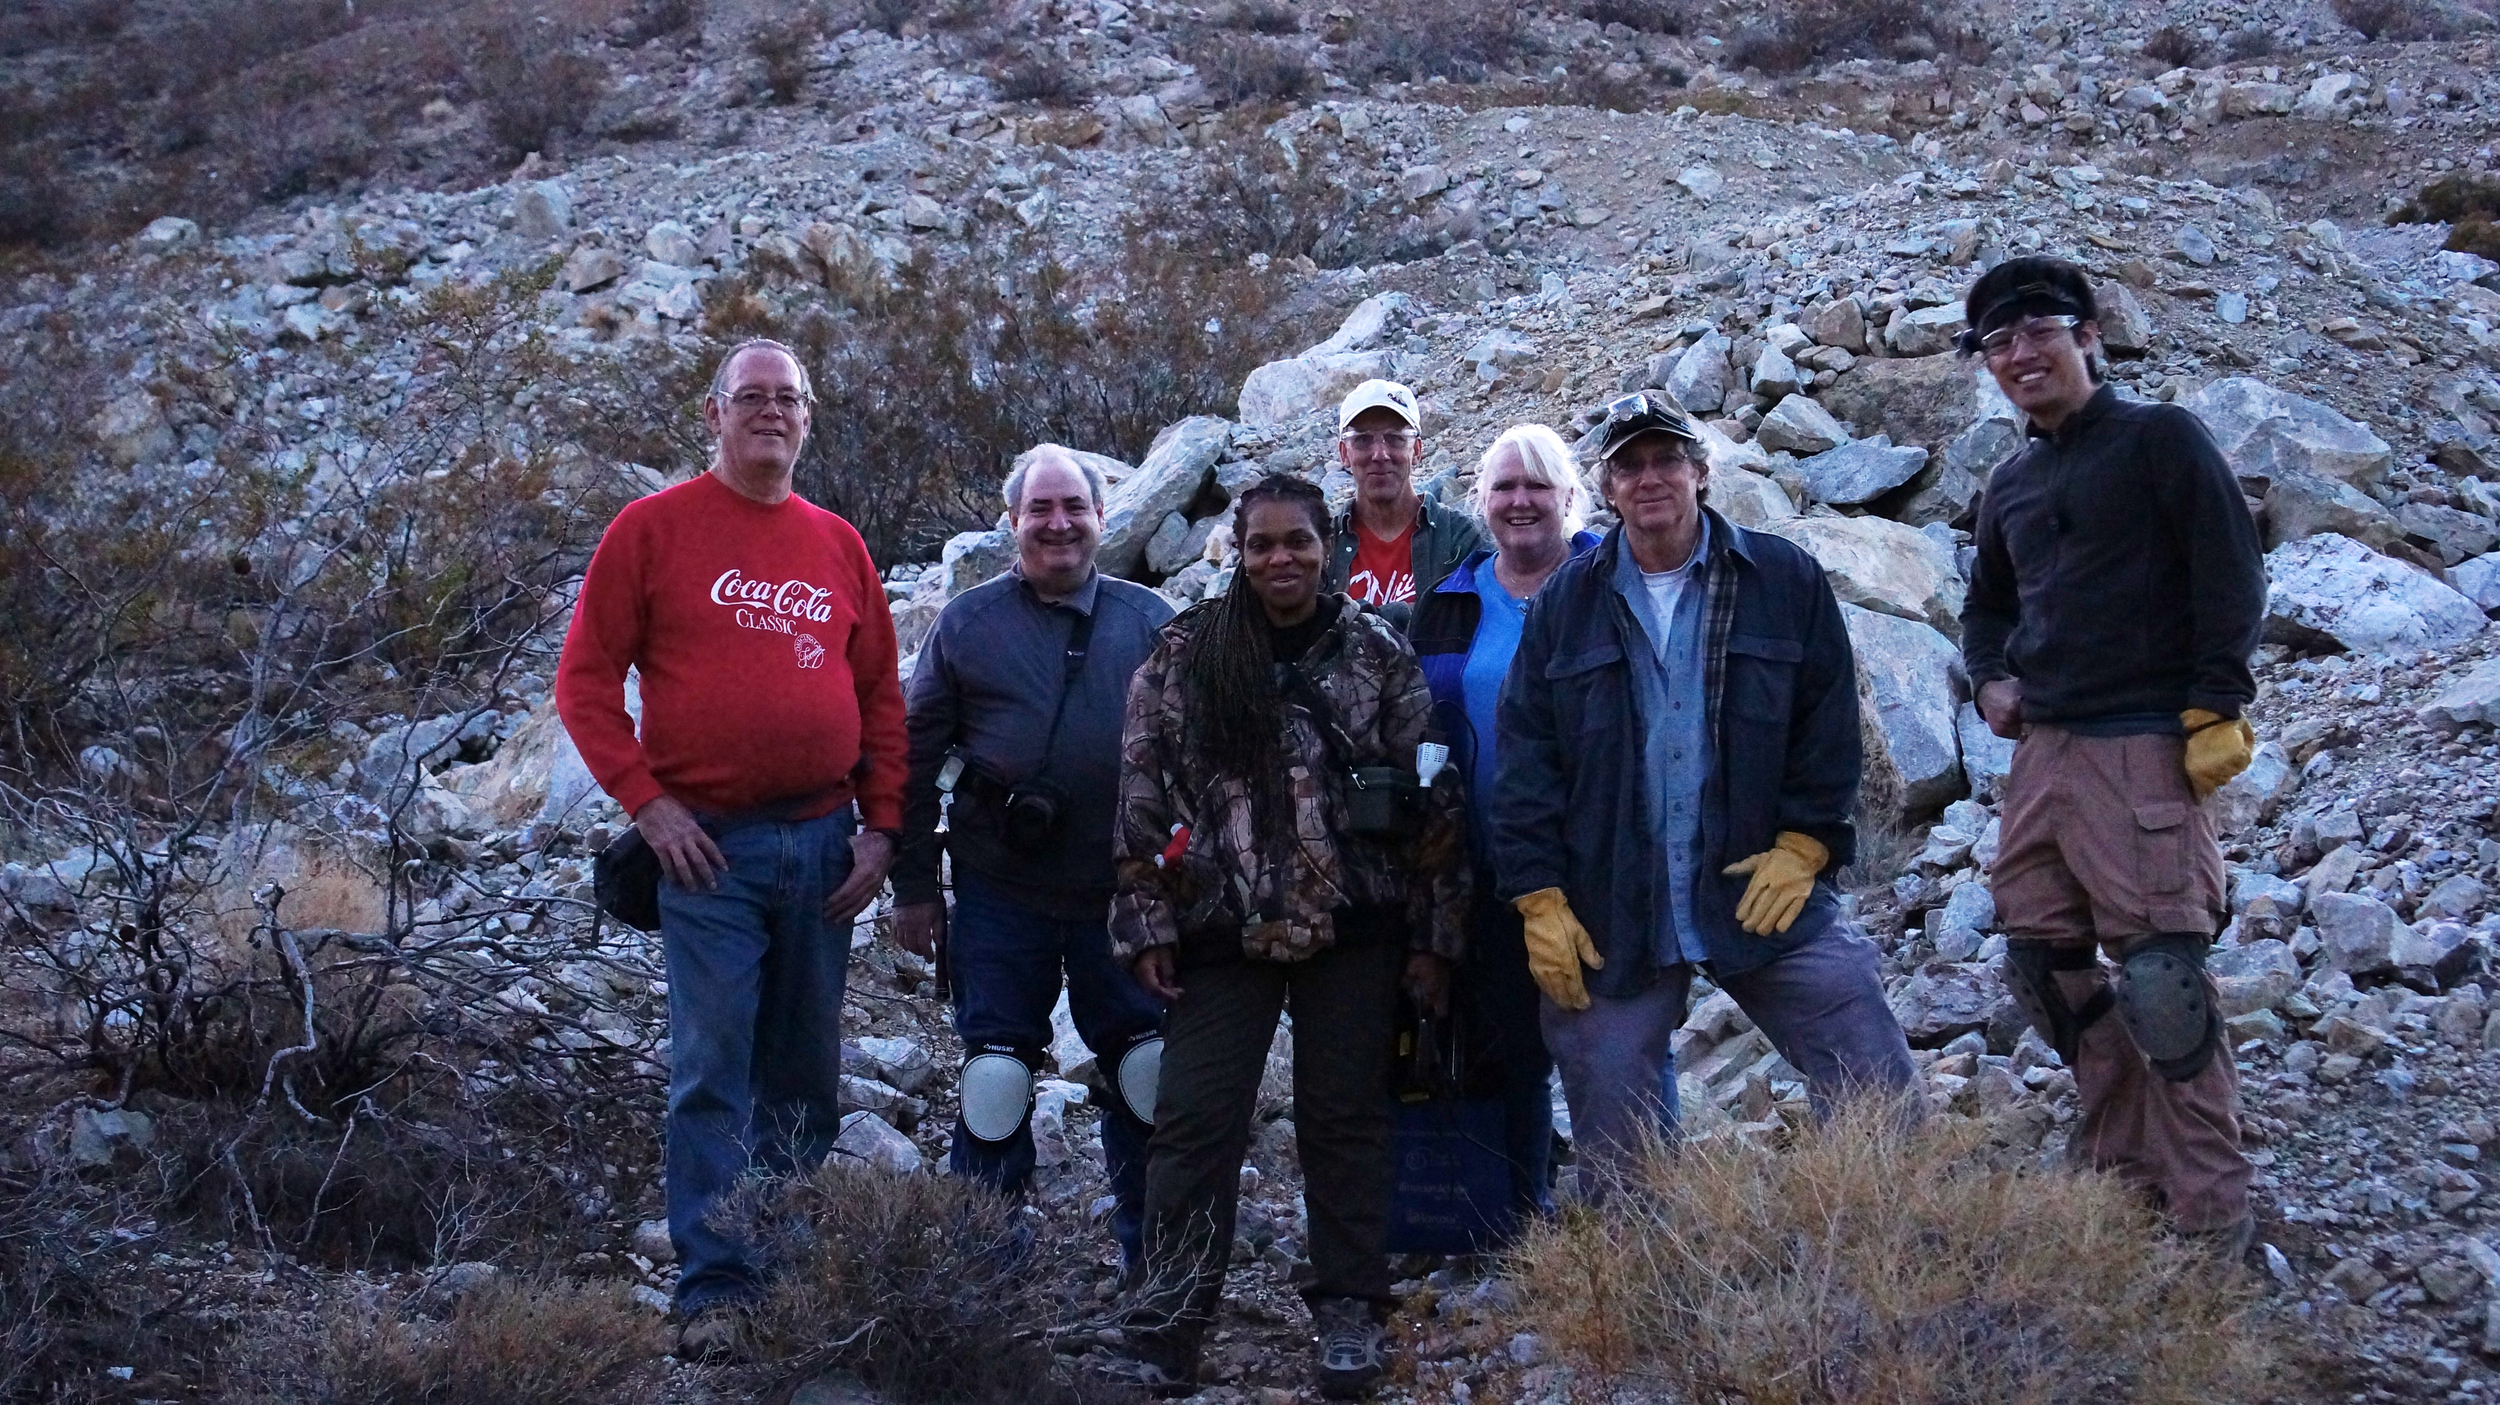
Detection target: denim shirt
<box><xmin>1611</xmin><ymin>519</ymin><xmax>1714</xmax><ymax>966</ymax></box>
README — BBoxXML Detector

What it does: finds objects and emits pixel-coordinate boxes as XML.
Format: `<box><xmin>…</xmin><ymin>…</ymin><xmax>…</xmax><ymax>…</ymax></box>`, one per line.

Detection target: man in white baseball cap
<box><xmin>1322</xmin><ymin>379</ymin><xmax>1485</xmax><ymax>633</ymax></box>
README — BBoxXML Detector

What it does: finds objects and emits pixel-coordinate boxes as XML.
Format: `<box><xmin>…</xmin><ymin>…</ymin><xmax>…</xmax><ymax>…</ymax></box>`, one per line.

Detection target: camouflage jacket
<box><xmin>1110</xmin><ymin>597</ymin><xmax>1469</xmax><ymax>964</ymax></box>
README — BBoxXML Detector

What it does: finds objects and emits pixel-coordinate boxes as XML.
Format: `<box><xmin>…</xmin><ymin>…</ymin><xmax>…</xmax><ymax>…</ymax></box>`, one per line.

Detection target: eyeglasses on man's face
<box><xmin>724</xmin><ymin>389</ymin><xmax>812</xmax><ymax>414</ymax></box>
<box><xmin>1338</xmin><ymin>430</ymin><xmax>1419</xmax><ymax>455</ymax></box>
<box><xmin>1971</xmin><ymin>315</ymin><xmax>2083</xmax><ymax>361</ymax></box>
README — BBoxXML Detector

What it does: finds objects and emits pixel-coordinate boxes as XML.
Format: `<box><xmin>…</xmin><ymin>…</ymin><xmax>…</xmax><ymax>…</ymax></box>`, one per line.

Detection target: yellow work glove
<box><xmin>1721</xmin><ymin>831</ymin><xmax>1829</xmax><ymax>937</ymax></box>
<box><xmin>1515</xmin><ymin>887</ymin><xmax>1602</xmax><ymax>1012</ymax></box>
<box><xmin>2181</xmin><ymin>708</ymin><xmax>2255</xmax><ymax>802</ymax></box>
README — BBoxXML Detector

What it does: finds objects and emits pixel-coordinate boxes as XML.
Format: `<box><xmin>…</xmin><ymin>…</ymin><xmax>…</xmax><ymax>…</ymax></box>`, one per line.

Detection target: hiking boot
<box><xmin>673</xmin><ymin>1304</ymin><xmax>753</xmax><ymax>1364</ymax></box>
<box><xmin>2185</xmin><ymin>1211</ymin><xmax>2257</xmax><ymax>1268</ymax></box>
<box><xmin>1311</xmin><ymin>1296</ymin><xmax>1388</xmax><ymax>1400</ymax></box>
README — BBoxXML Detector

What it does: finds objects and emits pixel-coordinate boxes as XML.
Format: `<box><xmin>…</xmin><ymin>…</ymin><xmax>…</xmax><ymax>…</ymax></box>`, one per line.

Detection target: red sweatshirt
<box><xmin>555</xmin><ymin>472</ymin><xmax>906</xmax><ymax>831</ymax></box>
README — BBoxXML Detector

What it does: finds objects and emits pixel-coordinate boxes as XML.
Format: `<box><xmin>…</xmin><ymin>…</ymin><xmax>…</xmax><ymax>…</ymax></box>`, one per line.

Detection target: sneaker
<box><xmin>1311</xmin><ymin>1296</ymin><xmax>1388</xmax><ymax>1400</ymax></box>
<box><xmin>673</xmin><ymin>1304</ymin><xmax>753</xmax><ymax>1364</ymax></box>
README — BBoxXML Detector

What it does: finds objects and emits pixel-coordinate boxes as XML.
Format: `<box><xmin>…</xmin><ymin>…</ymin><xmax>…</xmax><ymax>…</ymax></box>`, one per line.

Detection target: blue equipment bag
<box><xmin>1384</xmin><ymin>1006</ymin><xmax>1518</xmax><ymax>1255</ymax></box>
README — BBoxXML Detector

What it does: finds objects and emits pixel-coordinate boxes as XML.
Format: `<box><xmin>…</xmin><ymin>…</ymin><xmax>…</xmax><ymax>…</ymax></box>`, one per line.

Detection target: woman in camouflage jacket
<box><xmin>1093</xmin><ymin>473</ymin><xmax>1466</xmax><ymax>1401</ymax></box>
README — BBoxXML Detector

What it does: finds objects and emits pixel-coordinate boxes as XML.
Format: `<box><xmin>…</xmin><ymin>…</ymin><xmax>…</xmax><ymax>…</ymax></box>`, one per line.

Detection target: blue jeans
<box><xmin>945</xmin><ymin>870</ymin><xmax>1163</xmax><ymax>1273</ymax></box>
<box><xmin>658</xmin><ymin>809</ymin><xmax>855</xmax><ymax>1314</ymax></box>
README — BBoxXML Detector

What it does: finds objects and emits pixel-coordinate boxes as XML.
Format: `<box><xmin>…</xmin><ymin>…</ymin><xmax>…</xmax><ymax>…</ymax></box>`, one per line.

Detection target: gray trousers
<box><xmin>1541</xmin><ymin>918</ymin><xmax>1917</xmax><ymax>1199</ymax></box>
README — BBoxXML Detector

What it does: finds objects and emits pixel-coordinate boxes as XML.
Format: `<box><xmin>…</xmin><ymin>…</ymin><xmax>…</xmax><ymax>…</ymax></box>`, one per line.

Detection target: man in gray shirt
<box><xmin>894</xmin><ymin>445</ymin><xmax>1175</xmax><ymax>1277</ymax></box>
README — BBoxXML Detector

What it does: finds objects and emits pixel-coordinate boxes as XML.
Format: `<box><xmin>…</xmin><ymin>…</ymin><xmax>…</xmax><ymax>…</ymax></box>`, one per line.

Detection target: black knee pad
<box><xmin>2115</xmin><ymin>933</ymin><xmax>2222</xmax><ymax>1083</ymax></box>
<box><xmin>2000</xmin><ymin>939</ymin><xmax>2111</xmax><ymax>1066</ymax></box>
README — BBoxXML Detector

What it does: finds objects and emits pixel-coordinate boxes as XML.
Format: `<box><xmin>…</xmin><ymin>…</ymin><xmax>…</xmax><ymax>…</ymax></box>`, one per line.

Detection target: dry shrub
<box><xmin>2330</xmin><ymin>0</ymin><xmax>2470</xmax><ymax>38</ymax></box>
<box><xmin>750</xmin><ymin>18</ymin><xmax>820</xmax><ymax>103</ymax></box>
<box><xmin>246</xmin><ymin>1276</ymin><xmax>669</xmax><ymax>1405</ymax></box>
<box><xmin>726</xmin><ymin>1160</ymin><xmax>1102</xmax><ymax>1403</ymax></box>
<box><xmin>2224</xmin><ymin>24</ymin><xmax>2280</xmax><ymax>58</ymax></box>
<box><xmin>1507</xmin><ymin>1105</ymin><xmax>2281</xmax><ymax>1404</ymax></box>
<box><xmin>0</xmin><ymin>1159</ymin><xmax>214</xmax><ymax>1404</ymax></box>
<box><xmin>1188</xmin><ymin>31</ymin><xmax>1316</xmax><ymax>106</ymax></box>
<box><xmin>2389</xmin><ymin>170</ymin><xmax>2500</xmax><ymax>258</ymax></box>
<box><xmin>1835</xmin><ymin>810</ymin><xmax>1917</xmax><ymax>900</ymax></box>
<box><xmin>1579</xmin><ymin>0</ymin><xmax>1693</xmax><ymax>33</ymax></box>
<box><xmin>1351</xmin><ymin>0</ymin><xmax>1532</xmax><ymax>81</ymax></box>
<box><xmin>993</xmin><ymin>44</ymin><xmax>1093</xmax><ymax>105</ymax></box>
<box><xmin>1216</xmin><ymin>0</ymin><xmax>1301</xmax><ymax>32</ymax></box>
<box><xmin>1171</xmin><ymin>121</ymin><xmax>1467</xmax><ymax>267</ymax></box>
<box><xmin>2141</xmin><ymin>22</ymin><xmax>2206</xmax><ymax>67</ymax></box>
<box><xmin>474</xmin><ymin>22</ymin><xmax>612</xmax><ymax>157</ymax></box>
<box><xmin>1726</xmin><ymin>0</ymin><xmax>1932</xmax><ymax>72</ymax></box>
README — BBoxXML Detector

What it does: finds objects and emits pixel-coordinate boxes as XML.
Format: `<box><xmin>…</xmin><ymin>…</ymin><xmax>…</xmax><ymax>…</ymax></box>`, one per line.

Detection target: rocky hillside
<box><xmin>8</xmin><ymin>0</ymin><xmax>2500</xmax><ymax>1399</ymax></box>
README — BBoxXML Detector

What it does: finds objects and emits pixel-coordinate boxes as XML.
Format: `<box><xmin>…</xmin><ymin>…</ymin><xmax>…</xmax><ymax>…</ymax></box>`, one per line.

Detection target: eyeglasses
<box><xmin>723</xmin><ymin>389</ymin><xmax>812</xmax><ymax>414</ymax></box>
<box><xmin>1338</xmin><ymin>430</ymin><xmax>1419</xmax><ymax>455</ymax></box>
<box><xmin>1968</xmin><ymin>315</ymin><xmax>2083</xmax><ymax>360</ymax></box>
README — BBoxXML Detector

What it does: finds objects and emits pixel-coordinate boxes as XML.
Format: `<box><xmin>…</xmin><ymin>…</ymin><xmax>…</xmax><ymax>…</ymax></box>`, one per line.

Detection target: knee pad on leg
<box><xmin>1106</xmin><ymin>1033</ymin><xmax>1163</xmax><ymax>1127</ymax></box>
<box><xmin>960</xmin><ymin>1045</ymin><xmax>1040</xmax><ymax>1144</ymax></box>
<box><xmin>2001</xmin><ymin>939</ymin><xmax>2112</xmax><ymax>1066</ymax></box>
<box><xmin>2115</xmin><ymin>934</ymin><xmax>2222</xmax><ymax>1083</ymax></box>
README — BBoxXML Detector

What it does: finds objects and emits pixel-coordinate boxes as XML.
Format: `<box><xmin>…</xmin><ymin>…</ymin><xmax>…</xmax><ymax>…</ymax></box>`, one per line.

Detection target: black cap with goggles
<box><xmin>1576</xmin><ymin>389</ymin><xmax>1704</xmax><ymax>465</ymax></box>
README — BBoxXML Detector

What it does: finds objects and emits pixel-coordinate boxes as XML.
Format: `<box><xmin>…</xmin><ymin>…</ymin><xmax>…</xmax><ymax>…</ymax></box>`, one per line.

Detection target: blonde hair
<box><xmin>1470</xmin><ymin>424</ymin><xmax>1589</xmax><ymax>535</ymax></box>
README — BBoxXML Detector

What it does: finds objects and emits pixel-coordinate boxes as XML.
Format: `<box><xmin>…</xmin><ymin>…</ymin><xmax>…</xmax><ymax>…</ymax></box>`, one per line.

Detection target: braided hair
<box><xmin>1180</xmin><ymin>474</ymin><xmax>1333</xmax><ymax>810</ymax></box>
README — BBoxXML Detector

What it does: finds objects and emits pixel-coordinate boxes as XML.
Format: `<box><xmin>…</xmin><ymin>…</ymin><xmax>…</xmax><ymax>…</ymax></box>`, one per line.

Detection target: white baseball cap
<box><xmin>1336</xmin><ymin>378</ymin><xmax>1421</xmax><ymax>432</ymax></box>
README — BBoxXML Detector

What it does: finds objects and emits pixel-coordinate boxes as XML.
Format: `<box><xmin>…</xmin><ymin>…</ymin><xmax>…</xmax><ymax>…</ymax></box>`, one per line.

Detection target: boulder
<box><xmin>2312</xmin><ymin>891</ymin><xmax>2402</xmax><ymax>976</ymax></box>
<box><xmin>1955</xmin><ymin>701</ymin><xmax>2016</xmax><ymax>802</ymax></box>
<box><xmin>1750</xmin><ymin>344</ymin><xmax>1803</xmax><ymax>402</ymax></box>
<box><xmin>1795</xmin><ymin>438</ymin><xmax>1930</xmax><ymax>507</ymax></box>
<box><xmin>2262</xmin><ymin>470</ymin><xmax>2404</xmax><ymax>550</ymax></box>
<box><xmin>1844</xmin><ymin>605</ymin><xmax>1966</xmax><ymax>816</ymax></box>
<box><xmin>1710</xmin><ymin>467</ymin><xmax>1797</xmax><ymax>529</ymax></box>
<box><xmin>2420</xmin><ymin>658</ymin><xmax>2500</xmax><ymax>734</ymax></box>
<box><xmin>513</xmin><ymin>181</ymin><xmax>571</xmax><ymax>241</ymax></box>
<box><xmin>1819</xmin><ymin>355</ymin><xmax>1982</xmax><ymax>454</ymax></box>
<box><xmin>562</xmin><ymin>244</ymin><xmax>628</xmax><ymax>293</ymax></box>
<box><xmin>2398</xmin><ymin>502</ymin><xmax>2500</xmax><ymax>566</ymax></box>
<box><xmin>1237</xmin><ymin>349</ymin><xmax>1398</xmax><ymax>426</ymax></box>
<box><xmin>2210</xmin><ymin>939</ymin><xmax>2302</xmax><ymax>1017</ymax></box>
<box><xmin>2264</xmin><ymin>534</ymin><xmax>2485</xmax><ymax>655</ymax></box>
<box><xmin>134</xmin><ymin>216</ymin><xmax>200</xmax><ymax>252</ymax></box>
<box><xmin>941</xmin><ymin>528</ymin><xmax>1016</xmax><ymax>596</ymax></box>
<box><xmin>832</xmin><ymin>1110</ymin><xmax>922</xmax><ymax>1174</ymax></box>
<box><xmin>1665</xmin><ymin>332</ymin><xmax>1735</xmax><ymax>414</ymax></box>
<box><xmin>852</xmin><ymin>1035</ymin><xmax>934</xmax><ymax>1094</ymax></box>
<box><xmin>1885</xmin><ymin>304</ymin><xmax>1967</xmax><ymax>357</ymax></box>
<box><xmin>1100</xmin><ymin>417</ymin><xmax>1230</xmax><ymax>577</ymax></box>
<box><xmin>2207</xmin><ymin>741</ymin><xmax>2295</xmax><ymax>836</ymax></box>
<box><xmin>89</xmin><ymin>390</ymin><xmax>173</xmax><ymax>468</ymax></box>
<box><xmin>1805</xmin><ymin>296</ymin><xmax>1869</xmax><ymax>354</ymax></box>
<box><xmin>1466</xmin><ymin>329</ymin><xmax>1538</xmax><ymax>383</ymax></box>
<box><xmin>67</xmin><ymin>1108</ymin><xmax>155</xmax><ymax>1169</ymax></box>
<box><xmin>2421</xmin><ymin>877</ymin><xmax>2488</xmax><ymax>922</ymax></box>
<box><xmin>2097</xmin><ymin>283</ymin><xmax>2154</xmax><ymax>357</ymax></box>
<box><xmin>2392</xmin><ymin>920</ymin><xmax>2480</xmax><ymax>990</ymax></box>
<box><xmin>644</xmin><ymin>220</ymin><xmax>702</xmax><ymax>267</ymax></box>
<box><xmin>1888</xmin><ymin>962</ymin><xmax>2009</xmax><ymax>1045</ymax></box>
<box><xmin>2186</xmin><ymin>378</ymin><xmax>2394</xmax><ymax>488</ymax></box>
<box><xmin>2452</xmin><ymin>552</ymin><xmax>2500</xmax><ymax>612</ymax></box>
<box><xmin>1889</xmin><ymin>454</ymin><xmax>1983</xmax><ymax>528</ymax></box>
<box><xmin>1754</xmin><ymin>395</ymin><xmax>1849</xmax><ymax>455</ymax></box>
<box><xmin>1772</xmin><ymin>516</ymin><xmax>1965</xmax><ymax>636</ymax></box>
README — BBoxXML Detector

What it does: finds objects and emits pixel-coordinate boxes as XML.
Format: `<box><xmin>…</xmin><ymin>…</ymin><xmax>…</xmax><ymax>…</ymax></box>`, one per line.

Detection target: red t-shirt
<box><xmin>554</xmin><ymin>472</ymin><xmax>907</xmax><ymax>828</ymax></box>
<box><xmin>1345</xmin><ymin>522</ymin><xmax>1416</xmax><ymax>606</ymax></box>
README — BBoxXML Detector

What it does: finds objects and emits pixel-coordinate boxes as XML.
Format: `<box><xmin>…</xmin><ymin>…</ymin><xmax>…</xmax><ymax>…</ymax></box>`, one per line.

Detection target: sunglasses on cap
<box><xmin>1580</xmin><ymin>390</ymin><xmax>1703</xmax><ymax>463</ymax></box>
<box><xmin>1953</xmin><ymin>281</ymin><xmax>2089</xmax><ymax>357</ymax></box>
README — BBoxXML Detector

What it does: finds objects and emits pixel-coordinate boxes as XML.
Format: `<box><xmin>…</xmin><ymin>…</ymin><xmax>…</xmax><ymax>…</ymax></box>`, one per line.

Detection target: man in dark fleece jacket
<box><xmin>1960</xmin><ymin>256</ymin><xmax>2267</xmax><ymax>1252</ymax></box>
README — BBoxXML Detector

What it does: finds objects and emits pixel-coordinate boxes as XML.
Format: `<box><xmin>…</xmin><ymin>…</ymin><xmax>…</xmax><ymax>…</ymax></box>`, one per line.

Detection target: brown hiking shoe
<box><xmin>674</xmin><ymin>1305</ymin><xmax>753</xmax><ymax>1364</ymax></box>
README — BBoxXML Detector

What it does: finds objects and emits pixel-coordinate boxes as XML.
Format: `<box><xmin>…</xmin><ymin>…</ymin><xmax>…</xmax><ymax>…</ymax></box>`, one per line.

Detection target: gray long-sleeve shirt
<box><xmin>896</xmin><ymin>567</ymin><xmax>1176</xmax><ymax>920</ymax></box>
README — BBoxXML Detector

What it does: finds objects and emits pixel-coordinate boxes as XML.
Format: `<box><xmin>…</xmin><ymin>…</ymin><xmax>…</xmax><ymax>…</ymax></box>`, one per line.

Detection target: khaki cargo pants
<box><xmin>1990</xmin><ymin>725</ymin><xmax>2252</xmax><ymax>1233</ymax></box>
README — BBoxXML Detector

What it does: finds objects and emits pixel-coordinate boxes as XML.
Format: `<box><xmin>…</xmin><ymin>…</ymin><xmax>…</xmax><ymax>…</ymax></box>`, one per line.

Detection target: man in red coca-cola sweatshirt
<box><xmin>556</xmin><ymin>339</ymin><xmax>905</xmax><ymax>1361</ymax></box>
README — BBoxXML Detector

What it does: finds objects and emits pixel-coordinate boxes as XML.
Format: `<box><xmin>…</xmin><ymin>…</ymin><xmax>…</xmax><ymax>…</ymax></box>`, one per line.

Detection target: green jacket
<box><xmin>1322</xmin><ymin>486</ymin><xmax>1488</xmax><ymax>634</ymax></box>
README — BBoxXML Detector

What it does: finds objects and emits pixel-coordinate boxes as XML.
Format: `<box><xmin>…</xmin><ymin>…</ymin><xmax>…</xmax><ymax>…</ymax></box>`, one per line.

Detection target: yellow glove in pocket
<box><xmin>1721</xmin><ymin>831</ymin><xmax>1829</xmax><ymax>937</ymax></box>
<box><xmin>2181</xmin><ymin>708</ymin><xmax>2255</xmax><ymax>802</ymax></box>
<box><xmin>1514</xmin><ymin>887</ymin><xmax>1602</xmax><ymax>1012</ymax></box>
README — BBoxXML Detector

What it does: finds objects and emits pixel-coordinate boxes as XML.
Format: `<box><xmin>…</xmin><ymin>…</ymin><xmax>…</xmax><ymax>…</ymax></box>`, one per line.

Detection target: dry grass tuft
<box><xmin>1505</xmin><ymin>1104</ymin><xmax>2282</xmax><ymax>1404</ymax></box>
<box><xmin>245</xmin><ymin>1276</ymin><xmax>670</xmax><ymax>1405</ymax></box>
<box><xmin>2389</xmin><ymin>170</ymin><xmax>2500</xmax><ymax>260</ymax></box>
<box><xmin>725</xmin><ymin>1159</ymin><xmax>1109</xmax><ymax>1403</ymax></box>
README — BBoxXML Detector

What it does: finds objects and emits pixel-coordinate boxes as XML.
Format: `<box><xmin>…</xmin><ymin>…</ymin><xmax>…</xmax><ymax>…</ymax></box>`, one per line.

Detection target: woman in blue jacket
<box><xmin>1409</xmin><ymin>424</ymin><xmax>1604</xmax><ymax>1221</ymax></box>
